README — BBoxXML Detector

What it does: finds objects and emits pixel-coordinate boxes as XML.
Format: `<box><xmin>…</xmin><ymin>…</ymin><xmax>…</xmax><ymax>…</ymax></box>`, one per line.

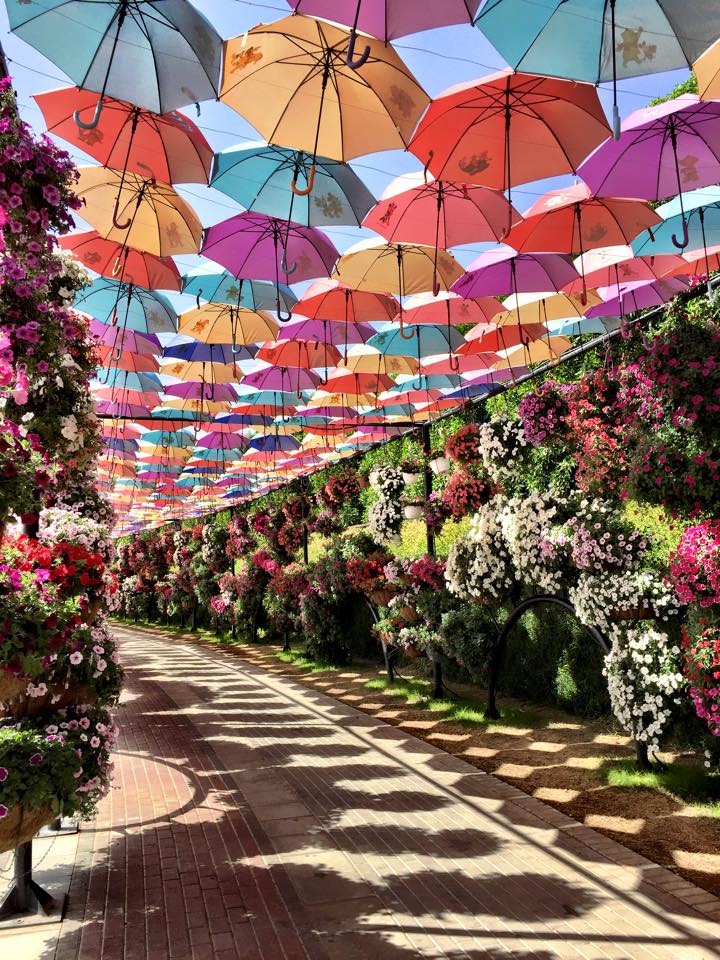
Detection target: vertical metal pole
<box><xmin>431</xmin><ymin>656</ymin><xmax>444</xmax><ymax>699</ymax></box>
<box><xmin>421</xmin><ymin>424</ymin><xmax>435</xmax><ymax>558</ymax></box>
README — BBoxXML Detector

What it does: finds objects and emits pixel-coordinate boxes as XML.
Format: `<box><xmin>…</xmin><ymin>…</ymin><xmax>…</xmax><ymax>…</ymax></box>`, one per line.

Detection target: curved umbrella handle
<box><xmin>203</xmin><ymin>380</ymin><xmax>215</xmax><ymax>402</ymax></box>
<box><xmin>110</xmin><ymin>344</ymin><xmax>123</xmax><ymax>364</ymax></box>
<box><xmin>291</xmin><ymin>163</ymin><xmax>316</xmax><ymax>196</ymax></box>
<box><xmin>399</xmin><ymin>311</ymin><xmax>415</xmax><ymax>341</ymax></box>
<box><xmin>672</xmin><ymin>218</ymin><xmax>690</xmax><ymax>250</ymax></box>
<box><xmin>111</xmin><ymin>252</ymin><xmax>123</xmax><ymax>277</ymax></box>
<box><xmin>74</xmin><ymin>98</ymin><xmax>104</xmax><ymax>130</ymax></box>
<box><xmin>280</xmin><ymin>250</ymin><xmax>297</xmax><ymax>276</ymax></box>
<box><xmin>276</xmin><ymin>292</ymin><xmax>292</xmax><ymax>323</ymax></box>
<box><xmin>423</xmin><ymin>149</ymin><xmax>434</xmax><ymax>184</ymax></box>
<box><xmin>432</xmin><ymin>274</ymin><xmax>441</xmax><ymax>298</ymax></box>
<box><xmin>112</xmin><ymin>192</ymin><xmax>132</xmax><ymax>230</ymax></box>
<box><xmin>449</xmin><ymin>353</ymin><xmax>460</xmax><ymax>373</ymax></box>
<box><xmin>161</xmin><ymin>435</ymin><xmax>170</xmax><ymax>450</ymax></box>
<box><xmin>346</xmin><ymin>30</ymin><xmax>371</xmax><ymax>69</ymax></box>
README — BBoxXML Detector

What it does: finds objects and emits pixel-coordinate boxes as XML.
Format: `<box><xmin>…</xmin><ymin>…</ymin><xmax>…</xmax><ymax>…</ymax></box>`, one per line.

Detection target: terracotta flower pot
<box><xmin>398</xmin><ymin>604</ymin><xmax>421</xmax><ymax>624</ymax></box>
<box><xmin>357</xmin><ymin>474</ymin><xmax>369</xmax><ymax>490</ymax></box>
<box><xmin>403</xmin><ymin>643</ymin><xmax>423</xmax><ymax>659</ymax></box>
<box><xmin>0</xmin><ymin>804</ymin><xmax>56</xmax><ymax>854</ymax></box>
<box><xmin>608</xmin><ymin>605</ymin><xmax>656</xmax><ymax>622</ymax></box>
<box><xmin>369</xmin><ymin>587</ymin><xmax>396</xmax><ymax>606</ymax></box>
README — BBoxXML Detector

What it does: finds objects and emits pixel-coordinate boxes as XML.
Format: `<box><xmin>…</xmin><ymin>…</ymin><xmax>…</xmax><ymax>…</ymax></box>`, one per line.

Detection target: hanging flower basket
<box><xmin>369</xmin><ymin>587</ymin><xmax>396</xmax><ymax>607</ymax></box>
<box><xmin>429</xmin><ymin>454</ymin><xmax>451</xmax><ymax>476</ymax></box>
<box><xmin>403</xmin><ymin>643</ymin><xmax>424</xmax><ymax>659</ymax></box>
<box><xmin>398</xmin><ymin>604</ymin><xmax>421</xmax><ymax>624</ymax></box>
<box><xmin>357</xmin><ymin>474</ymin><xmax>370</xmax><ymax>490</ymax></box>
<box><xmin>0</xmin><ymin>675</ymin><xmax>97</xmax><ymax>719</ymax></box>
<box><xmin>79</xmin><ymin>599</ymin><xmax>103</xmax><ymax>624</ymax></box>
<box><xmin>0</xmin><ymin>804</ymin><xmax>56</xmax><ymax>855</ymax></box>
<box><xmin>607</xmin><ymin>605</ymin><xmax>657</xmax><ymax>622</ymax></box>
<box><xmin>403</xmin><ymin>502</ymin><xmax>424</xmax><ymax>520</ymax></box>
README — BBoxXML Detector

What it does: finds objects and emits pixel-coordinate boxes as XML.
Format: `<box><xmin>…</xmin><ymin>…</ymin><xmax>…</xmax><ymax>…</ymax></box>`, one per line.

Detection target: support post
<box><xmin>190</xmin><ymin>598</ymin><xmax>198</xmax><ymax>633</ymax></box>
<box><xmin>0</xmin><ymin>840</ymin><xmax>59</xmax><ymax>921</ymax></box>
<box><xmin>431</xmin><ymin>655</ymin><xmax>444</xmax><ymax>699</ymax></box>
<box><xmin>421</xmin><ymin>424</ymin><xmax>435</xmax><ymax>558</ymax></box>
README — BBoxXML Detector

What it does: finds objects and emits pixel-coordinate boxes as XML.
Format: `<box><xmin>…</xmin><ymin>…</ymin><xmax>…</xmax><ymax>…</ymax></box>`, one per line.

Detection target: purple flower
<box><xmin>0</xmin><ymin>767</ymin><xmax>7</xmax><ymax>782</ymax></box>
<box><xmin>28</xmin><ymin>753</ymin><xmax>42</xmax><ymax>766</ymax></box>
<box><xmin>0</xmin><ymin>805</ymin><xmax>7</xmax><ymax>819</ymax></box>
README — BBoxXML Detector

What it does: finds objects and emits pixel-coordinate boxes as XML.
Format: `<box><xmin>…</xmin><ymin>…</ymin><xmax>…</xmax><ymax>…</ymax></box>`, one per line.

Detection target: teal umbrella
<box><xmin>390</xmin><ymin>374</ymin><xmax>463</xmax><ymax>393</ymax></box>
<box><xmin>632</xmin><ymin>187</ymin><xmax>720</xmax><ymax>256</ymax></box>
<box><xmin>181</xmin><ymin>266</ymin><xmax>296</xmax><ymax>313</ymax></box>
<box><xmin>367</xmin><ymin>324</ymin><xmax>465</xmax><ymax>358</ymax></box>
<box><xmin>93</xmin><ymin>369</ymin><xmax>164</xmax><ymax>392</ymax></box>
<box><xmin>211</xmin><ymin>143</ymin><xmax>374</xmax><ymax>228</ymax></box>
<box><xmin>139</xmin><ymin>430</ymin><xmax>195</xmax><ymax>447</ymax></box>
<box><xmin>75</xmin><ymin>278</ymin><xmax>177</xmax><ymax>334</ymax></box>
<box><xmin>7</xmin><ymin>0</ymin><xmax>222</xmax><ymax>123</ymax></box>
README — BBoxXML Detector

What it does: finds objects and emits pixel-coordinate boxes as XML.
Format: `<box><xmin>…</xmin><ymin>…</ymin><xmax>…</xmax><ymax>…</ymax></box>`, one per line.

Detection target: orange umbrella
<box><xmin>256</xmin><ymin>340</ymin><xmax>342</xmax><ymax>369</ymax></box>
<box><xmin>410</xmin><ymin>70</ymin><xmax>609</xmax><ymax>218</ymax></box>
<box><xmin>35</xmin><ymin>87</ymin><xmax>213</xmax><ymax>185</ymax></box>
<box><xmin>60</xmin><ymin>231</ymin><xmax>181</xmax><ymax>291</ymax></box>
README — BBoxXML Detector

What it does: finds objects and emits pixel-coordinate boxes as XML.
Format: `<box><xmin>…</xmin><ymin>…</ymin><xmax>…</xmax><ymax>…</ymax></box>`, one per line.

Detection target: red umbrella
<box><xmin>459</xmin><ymin>324</ymin><xmax>549</xmax><ymax>354</ymax></box>
<box><xmin>323</xmin><ymin>371</ymin><xmax>395</xmax><ymax>393</ymax></box>
<box><xmin>35</xmin><ymin>87</ymin><xmax>213</xmax><ymax>185</ymax></box>
<box><xmin>401</xmin><ymin>291</ymin><xmax>507</xmax><ymax>326</ymax></box>
<box><xmin>666</xmin><ymin>244</ymin><xmax>720</xmax><ymax>277</ymax></box>
<box><xmin>256</xmin><ymin>340</ymin><xmax>342</xmax><ymax>369</ymax></box>
<box><xmin>95</xmin><ymin>346</ymin><xmax>160</xmax><ymax>373</ymax></box>
<box><xmin>421</xmin><ymin>354</ymin><xmax>500</xmax><ymax>375</ymax></box>
<box><xmin>61</xmin><ymin>231</ymin><xmax>182</xmax><ymax>291</ymax></box>
<box><xmin>410</xmin><ymin>70</ymin><xmax>609</xmax><ymax>221</ymax></box>
<box><xmin>293</xmin><ymin>279</ymin><xmax>398</xmax><ymax>323</ymax></box>
<box><xmin>562</xmin><ymin>246</ymin><xmax>686</xmax><ymax>295</ymax></box>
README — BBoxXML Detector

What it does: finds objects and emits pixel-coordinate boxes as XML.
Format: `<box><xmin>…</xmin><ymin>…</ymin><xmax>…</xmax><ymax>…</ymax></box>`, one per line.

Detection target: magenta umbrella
<box><xmin>164</xmin><ymin>382</ymin><xmax>239</xmax><ymax>403</ymax></box>
<box><xmin>193</xmin><ymin>431</ymin><xmax>247</xmax><ymax>451</ymax></box>
<box><xmin>452</xmin><ymin>247</ymin><xmax>579</xmax><ymax>298</ymax></box>
<box><xmin>90</xmin><ymin>319</ymin><xmax>160</xmax><ymax>358</ymax></box>
<box><xmin>579</xmin><ymin>95</ymin><xmax>720</xmax><ymax>249</ymax></box>
<box><xmin>96</xmin><ymin>401</ymin><xmax>154</xmax><ymax>418</ymax></box>
<box><xmin>241</xmin><ymin>367</ymin><xmax>321</xmax><ymax>393</ymax></box>
<box><xmin>201</xmin><ymin>212</ymin><xmax>339</xmax><ymax>320</ymax></box>
<box><xmin>280</xmin><ymin>317</ymin><xmax>375</xmax><ymax>346</ymax></box>
<box><xmin>285</xmin><ymin>1</ymin><xmax>481</xmax><ymax>66</ymax></box>
<box><xmin>586</xmin><ymin>277</ymin><xmax>690</xmax><ymax>319</ymax></box>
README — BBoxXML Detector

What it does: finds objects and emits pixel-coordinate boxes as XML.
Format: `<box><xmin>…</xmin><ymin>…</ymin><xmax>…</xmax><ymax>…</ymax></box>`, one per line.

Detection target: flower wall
<box><xmin>115</xmin><ymin>288</ymin><xmax>720</xmax><ymax>767</ymax></box>
<box><xmin>0</xmin><ymin>80</ymin><xmax>119</xmax><ymax>852</ymax></box>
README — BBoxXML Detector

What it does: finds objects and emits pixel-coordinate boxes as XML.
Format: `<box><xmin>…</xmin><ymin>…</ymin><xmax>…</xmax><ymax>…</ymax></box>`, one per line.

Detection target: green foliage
<box><xmin>649</xmin><ymin>72</ymin><xmax>698</xmax><ymax>106</ymax></box>
<box><xmin>603</xmin><ymin>758</ymin><xmax>720</xmax><ymax>816</ymax></box>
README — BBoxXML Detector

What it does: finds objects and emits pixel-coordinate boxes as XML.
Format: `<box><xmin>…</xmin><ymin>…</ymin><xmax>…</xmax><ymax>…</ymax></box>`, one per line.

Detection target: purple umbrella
<box><xmin>201</xmin><ymin>212</ymin><xmax>339</xmax><ymax>320</ymax></box>
<box><xmin>193</xmin><ymin>431</ymin><xmax>248</xmax><ymax>450</ymax></box>
<box><xmin>285</xmin><ymin>1</ymin><xmax>481</xmax><ymax>66</ymax></box>
<box><xmin>90</xmin><ymin>320</ymin><xmax>160</xmax><ymax>357</ymax></box>
<box><xmin>579</xmin><ymin>96</ymin><xmax>720</xmax><ymax>248</ymax></box>
<box><xmin>164</xmin><ymin>382</ymin><xmax>239</xmax><ymax>403</ymax></box>
<box><xmin>586</xmin><ymin>277</ymin><xmax>689</xmax><ymax>319</ymax></box>
<box><xmin>95</xmin><ymin>401</ymin><xmax>153</xmax><ymax>418</ymax></box>
<box><xmin>242</xmin><ymin>367</ymin><xmax>321</xmax><ymax>392</ymax></box>
<box><xmin>452</xmin><ymin>247</ymin><xmax>579</xmax><ymax>298</ymax></box>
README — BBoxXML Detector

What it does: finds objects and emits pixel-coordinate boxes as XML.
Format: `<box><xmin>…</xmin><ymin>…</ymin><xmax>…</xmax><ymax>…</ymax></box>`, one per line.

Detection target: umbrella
<box><xmin>363</xmin><ymin>172</ymin><xmax>521</xmax><ymax>257</ymax></box>
<box><xmin>547</xmin><ymin>316</ymin><xmax>622</xmax><ymax>336</ymax></box>
<box><xmin>421</xmin><ymin>353</ymin><xmax>500</xmax><ymax>375</ymax></box>
<box><xmin>96</xmin><ymin>346</ymin><xmax>160</xmax><ymax>373</ymax></box>
<box><xmin>34</xmin><ymin>87</ymin><xmax>212</xmax><ymax>184</ymax></box>
<box><xmin>452</xmin><ymin>248</ymin><xmax>579</xmax><ymax>298</ymax></box>
<box><xmin>293</xmin><ymin>279</ymin><xmax>399</xmax><ymax>349</ymax></box>
<box><xmin>241</xmin><ymin>368</ymin><xmax>322</xmax><ymax>393</ymax></box>
<box><xmin>631</xmin><ymin>187</ymin><xmax>720</xmax><ymax>256</ymax></box>
<box><xmin>256</xmin><ymin>341</ymin><xmax>342</xmax><ymax>369</ymax></box>
<box><xmin>409</xmin><ymin>70</ymin><xmax>609</xmax><ymax>213</ymax></box>
<box><xmin>220</xmin><ymin>15</ymin><xmax>428</xmax><ymax>163</ymax></box>
<box><xmin>279</xmin><ymin>317</ymin><xmax>375</xmax><ymax>347</ymax></box>
<box><xmin>181</xmin><ymin>267</ymin><xmax>296</xmax><ymax>314</ymax></box>
<box><xmin>75</xmin><ymin>278</ymin><xmax>177</xmax><ymax>334</ymax></box>
<box><xmin>60</xmin><ymin>231</ymin><xmax>181</xmax><ymax>290</ymax></box>
<box><xmin>90</xmin><ymin>320</ymin><xmax>160</xmax><ymax>356</ymax></box>
<box><xmin>340</xmin><ymin>348</ymin><xmax>419</xmax><ymax>375</ymax></box>
<box><xmin>165</xmin><ymin>382</ymin><xmax>239</xmax><ymax>403</ymax></box>
<box><xmin>460</xmin><ymin>324</ymin><xmax>550</xmax><ymax>352</ymax></box>
<box><xmin>401</xmin><ymin>291</ymin><xmax>507</xmax><ymax>326</ymax></box>
<box><xmin>161</xmin><ymin>361</ymin><xmax>241</xmax><ymax>385</ymax></box>
<box><xmin>495</xmin><ymin>337</ymin><xmax>573</xmax><ymax>366</ymax></box>
<box><xmin>162</xmin><ymin>339</ymin><xmax>257</xmax><ymax>364</ymax></box>
<box><xmin>202</xmin><ymin>212</ymin><xmax>339</xmax><ymax>319</ymax></box>
<box><xmin>178</xmin><ymin>303</ymin><xmax>279</xmax><ymax>345</ymax></box>
<box><xmin>586</xmin><ymin>277</ymin><xmax>690</xmax><ymax>318</ymax></box>
<box><xmin>211</xmin><ymin>143</ymin><xmax>374</xmax><ymax>227</ymax></box>
<box><xmin>475</xmin><ymin>1</ymin><xmax>720</xmax><ymax>137</ymax></box>
<box><xmin>76</xmin><ymin>166</ymin><xmax>203</xmax><ymax>256</ymax></box>
<box><xmin>562</xmin><ymin>245</ymin><xmax>685</xmax><ymax>295</ymax></box>
<box><xmin>666</xmin><ymin>244</ymin><xmax>720</xmax><ymax>277</ymax></box>
<box><xmin>578</xmin><ymin>96</ymin><xmax>720</xmax><ymax>248</ymax></box>
<box><xmin>368</xmin><ymin>325</ymin><xmax>465</xmax><ymax>357</ymax></box>
<box><xmin>496</xmin><ymin>290</ymin><xmax>602</xmax><ymax>326</ymax></box>
<box><xmin>7</xmin><ymin>0</ymin><xmax>222</xmax><ymax>118</ymax></box>
<box><xmin>695</xmin><ymin>37</ymin><xmax>720</xmax><ymax>101</ymax></box>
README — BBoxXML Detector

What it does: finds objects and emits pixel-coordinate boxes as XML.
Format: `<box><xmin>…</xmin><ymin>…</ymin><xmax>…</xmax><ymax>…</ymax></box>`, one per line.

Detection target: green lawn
<box><xmin>602</xmin><ymin>758</ymin><xmax>720</xmax><ymax>816</ymax></box>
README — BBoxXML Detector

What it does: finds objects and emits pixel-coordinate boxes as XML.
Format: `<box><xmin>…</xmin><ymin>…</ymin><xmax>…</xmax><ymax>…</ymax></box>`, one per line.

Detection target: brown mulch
<box><xmin>126</xmin><ymin>625</ymin><xmax>720</xmax><ymax>898</ymax></box>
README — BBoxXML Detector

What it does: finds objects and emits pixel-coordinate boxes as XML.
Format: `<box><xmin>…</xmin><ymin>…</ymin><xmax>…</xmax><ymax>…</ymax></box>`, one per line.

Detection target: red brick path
<box><xmin>6</xmin><ymin>625</ymin><xmax>720</xmax><ymax>959</ymax></box>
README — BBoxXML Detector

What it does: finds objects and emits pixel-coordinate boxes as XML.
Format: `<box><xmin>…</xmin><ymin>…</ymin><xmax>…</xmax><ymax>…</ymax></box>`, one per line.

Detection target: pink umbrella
<box><xmin>95</xmin><ymin>401</ymin><xmax>154</xmax><ymax>418</ymax></box>
<box><xmin>452</xmin><ymin>247</ymin><xmax>579</xmax><ymax>298</ymax></box>
<box><xmin>201</xmin><ymin>212</ymin><xmax>339</xmax><ymax>320</ymax></box>
<box><xmin>285</xmin><ymin>1</ymin><xmax>481</xmax><ymax>66</ymax></box>
<box><xmin>562</xmin><ymin>246</ymin><xmax>686</xmax><ymax>296</ymax></box>
<box><xmin>578</xmin><ymin>95</ymin><xmax>720</xmax><ymax>248</ymax></box>
<box><xmin>666</xmin><ymin>244</ymin><xmax>720</xmax><ymax>277</ymax></box>
<box><xmin>401</xmin><ymin>291</ymin><xmax>507</xmax><ymax>326</ymax></box>
<box><xmin>280</xmin><ymin>317</ymin><xmax>376</xmax><ymax>345</ymax></box>
<box><xmin>586</xmin><ymin>277</ymin><xmax>690</xmax><ymax>319</ymax></box>
<box><xmin>363</xmin><ymin>172</ymin><xmax>520</xmax><ymax>290</ymax></box>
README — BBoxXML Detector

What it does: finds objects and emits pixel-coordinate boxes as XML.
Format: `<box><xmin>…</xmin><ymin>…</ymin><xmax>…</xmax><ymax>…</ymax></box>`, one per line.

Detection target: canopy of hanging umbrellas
<box><xmin>6</xmin><ymin>0</ymin><xmax>720</xmax><ymax>535</ymax></box>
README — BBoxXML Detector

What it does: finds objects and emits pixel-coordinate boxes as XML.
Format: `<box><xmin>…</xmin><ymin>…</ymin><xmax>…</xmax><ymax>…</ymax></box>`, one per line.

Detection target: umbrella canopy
<box><xmin>409</xmin><ymin>70</ymin><xmax>609</xmax><ymax>195</ymax></box>
<box><xmin>504</xmin><ymin>183</ymin><xmax>661</xmax><ymax>255</ymax></box>
<box><xmin>401</xmin><ymin>291</ymin><xmax>507</xmax><ymax>326</ymax></box>
<box><xmin>177</xmin><ymin>303</ymin><xmax>279</xmax><ymax>345</ymax></box>
<box><xmin>181</xmin><ymin>267</ymin><xmax>296</xmax><ymax>313</ymax></box>
<box><xmin>75</xmin><ymin>278</ymin><xmax>177</xmax><ymax>334</ymax></box>
<box><xmin>334</xmin><ymin>240</ymin><xmax>463</xmax><ymax>296</ymax></box>
<box><xmin>586</xmin><ymin>277</ymin><xmax>690</xmax><ymax>317</ymax></box>
<box><xmin>695</xmin><ymin>36</ymin><xmax>720</xmax><ymax>101</ymax></box>
<box><xmin>162</xmin><ymin>339</ymin><xmax>257</xmax><ymax>364</ymax></box>
<box><xmin>60</xmin><ymin>231</ymin><xmax>181</xmax><ymax>290</ymax></box>
<box><xmin>341</xmin><ymin>348</ymin><xmax>418</xmax><ymax>375</ymax></box>
<box><xmin>286</xmin><ymin>1</ymin><xmax>482</xmax><ymax>41</ymax></box>
<box><xmin>563</xmin><ymin>245</ymin><xmax>685</xmax><ymax>294</ymax></box>
<box><xmin>165</xmin><ymin>382</ymin><xmax>239</xmax><ymax>403</ymax></box>
<box><xmin>34</xmin><ymin>87</ymin><xmax>213</xmax><ymax>185</ymax></box>
<box><xmin>279</xmin><ymin>317</ymin><xmax>375</xmax><ymax>346</ymax></box>
<box><xmin>368</xmin><ymin>324</ymin><xmax>465</xmax><ymax>357</ymax></box>
<box><xmin>497</xmin><ymin>290</ymin><xmax>602</xmax><ymax>326</ymax></box>
<box><xmin>453</xmin><ymin>248</ymin><xmax>580</xmax><ymax>298</ymax></box>
<box><xmin>666</xmin><ymin>244</ymin><xmax>720</xmax><ymax>277</ymax></box>
<box><xmin>96</xmin><ymin>346</ymin><xmax>160</xmax><ymax>373</ymax></box>
<box><xmin>211</xmin><ymin>143</ymin><xmax>374</xmax><ymax>227</ymax></box>
<box><xmin>241</xmin><ymin>367</ymin><xmax>321</xmax><ymax>392</ymax></box>
<box><xmin>293</xmin><ymin>279</ymin><xmax>398</xmax><ymax>323</ymax></box>
<box><xmin>7</xmin><ymin>0</ymin><xmax>222</xmax><ymax>115</ymax></box>
<box><xmin>220</xmin><ymin>15</ymin><xmax>428</xmax><ymax>162</ymax></box>
<box><xmin>161</xmin><ymin>360</ymin><xmax>241</xmax><ymax>385</ymax></box>
<box><xmin>631</xmin><ymin>187</ymin><xmax>720</xmax><ymax>255</ymax></box>
<box><xmin>256</xmin><ymin>340</ymin><xmax>342</xmax><ymax>369</ymax></box>
<box><xmin>475</xmin><ymin>1</ymin><xmax>720</xmax><ymax>134</ymax></box>
<box><xmin>202</xmin><ymin>212</ymin><xmax>339</xmax><ymax>317</ymax></box>
<box><xmin>90</xmin><ymin>320</ymin><xmax>160</xmax><ymax>356</ymax></box>
<box><xmin>461</xmin><ymin>324</ymin><xmax>550</xmax><ymax>352</ymax></box>
<box><xmin>363</xmin><ymin>172</ymin><xmax>520</xmax><ymax>247</ymax></box>
<box><xmin>76</xmin><ymin>166</ymin><xmax>203</xmax><ymax>256</ymax></box>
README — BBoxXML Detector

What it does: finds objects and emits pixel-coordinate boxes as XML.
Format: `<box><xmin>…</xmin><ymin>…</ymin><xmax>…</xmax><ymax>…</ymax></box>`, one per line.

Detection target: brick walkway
<box><xmin>3</xmin><ymin>624</ymin><xmax>720</xmax><ymax>959</ymax></box>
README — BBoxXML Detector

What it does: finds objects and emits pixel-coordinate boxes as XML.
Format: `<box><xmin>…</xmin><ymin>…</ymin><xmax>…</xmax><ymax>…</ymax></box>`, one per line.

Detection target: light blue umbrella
<box><xmin>93</xmin><ymin>368</ymin><xmax>164</xmax><ymax>392</ymax></box>
<box><xmin>75</xmin><ymin>278</ymin><xmax>177</xmax><ymax>334</ymax></box>
<box><xmin>211</xmin><ymin>143</ymin><xmax>375</xmax><ymax>228</ymax></box>
<box><xmin>547</xmin><ymin>316</ymin><xmax>621</xmax><ymax>336</ymax></box>
<box><xmin>368</xmin><ymin>325</ymin><xmax>465</xmax><ymax>358</ymax></box>
<box><xmin>632</xmin><ymin>187</ymin><xmax>720</xmax><ymax>255</ymax></box>
<box><xmin>7</xmin><ymin>0</ymin><xmax>222</xmax><ymax>119</ymax></box>
<box><xmin>181</xmin><ymin>266</ymin><xmax>296</xmax><ymax>313</ymax></box>
<box><xmin>390</xmin><ymin>374</ymin><xmax>463</xmax><ymax>393</ymax></box>
<box><xmin>474</xmin><ymin>1</ymin><xmax>720</xmax><ymax>136</ymax></box>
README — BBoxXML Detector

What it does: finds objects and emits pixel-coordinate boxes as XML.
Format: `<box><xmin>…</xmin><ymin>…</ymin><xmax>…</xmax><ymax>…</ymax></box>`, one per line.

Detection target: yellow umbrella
<box><xmin>220</xmin><ymin>15</ymin><xmax>428</xmax><ymax>164</ymax></box>
<box><xmin>340</xmin><ymin>348</ymin><xmax>418</xmax><ymax>375</ymax></box>
<box><xmin>497</xmin><ymin>291</ymin><xmax>602</xmax><ymax>326</ymax></box>
<box><xmin>494</xmin><ymin>336</ymin><xmax>573</xmax><ymax>367</ymax></box>
<box><xmin>178</xmin><ymin>303</ymin><xmax>279</xmax><ymax>344</ymax></box>
<box><xmin>334</xmin><ymin>240</ymin><xmax>463</xmax><ymax>295</ymax></box>
<box><xmin>160</xmin><ymin>397</ymin><xmax>231</xmax><ymax>415</ymax></box>
<box><xmin>694</xmin><ymin>38</ymin><xmax>720</xmax><ymax>100</ymax></box>
<box><xmin>75</xmin><ymin>166</ymin><xmax>202</xmax><ymax>256</ymax></box>
<box><xmin>161</xmin><ymin>360</ymin><xmax>242</xmax><ymax>384</ymax></box>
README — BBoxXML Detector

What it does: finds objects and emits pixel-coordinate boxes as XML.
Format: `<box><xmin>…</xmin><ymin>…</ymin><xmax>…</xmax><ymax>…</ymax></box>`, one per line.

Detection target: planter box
<box><xmin>369</xmin><ymin>587</ymin><xmax>396</xmax><ymax>607</ymax></box>
<box><xmin>398</xmin><ymin>604</ymin><xmax>421</xmax><ymax>624</ymax></box>
<box><xmin>402</xmin><ymin>471</ymin><xmax>421</xmax><ymax>485</ymax></box>
<box><xmin>0</xmin><ymin>804</ymin><xmax>55</xmax><ymax>854</ymax></box>
<box><xmin>429</xmin><ymin>455</ymin><xmax>451</xmax><ymax>476</ymax></box>
<box><xmin>608</xmin><ymin>605</ymin><xmax>656</xmax><ymax>622</ymax></box>
<box><xmin>0</xmin><ymin>674</ymin><xmax>96</xmax><ymax>719</ymax></box>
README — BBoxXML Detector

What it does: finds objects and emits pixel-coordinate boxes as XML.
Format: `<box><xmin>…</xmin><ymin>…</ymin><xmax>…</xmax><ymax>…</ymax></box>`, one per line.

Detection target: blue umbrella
<box><xmin>75</xmin><ymin>278</ymin><xmax>177</xmax><ymax>334</ymax></box>
<box><xmin>249</xmin><ymin>435</ymin><xmax>301</xmax><ymax>452</ymax></box>
<box><xmin>368</xmin><ymin>325</ymin><xmax>465</xmax><ymax>358</ymax></box>
<box><xmin>104</xmin><ymin>437</ymin><xmax>138</xmax><ymax>453</ymax></box>
<box><xmin>235</xmin><ymin>390</ymin><xmax>307</xmax><ymax>406</ymax></box>
<box><xmin>547</xmin><ymin>316</ymin><xmax>621</xmax><ymax>336</ymax></box>
<box><xmin>211</xmin><ymin>143</ymin><xmax>375</xmax><ymax>228</ymax></box>
<box><xmin>149</xmin><ymin>408</ymin><xmax>210</xmax><ymax>423</ymax></box>
<box><xmin>212</xmin><ymin>413</ymin><xmax>273</xmax><ymax>427</ymax></box>
<box><xmin>181</xmin><ymin>267</ymin><xmax>296</xmax><ymax>313</ymax></box>
<box><xmin>162</xmin><ymin>339</ymin><xmax>258</xmax><ymax>363</ymax></box>
<box><xmin>93</xmin><ymin>369</ymin><xmax>164</xmax><ymax>392</ymax></box>
<box><xmin>632</xmin><ymin>187</ymin><xmax>720</xmax><ymax>255</ymax></box>
<box><xmin>474</xmin><ymin>1</ymin><xmax>720</xmax><ymax>137</ymax></box>
<box><xmin>390</xmin><ymin>374</ymin><xmax>463</xmax><ymax>393</ymax></box>
<box><xmin>7</xmin><ymin>0</ymin><xmax>222</xmax><ymax>120</ymax></box>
